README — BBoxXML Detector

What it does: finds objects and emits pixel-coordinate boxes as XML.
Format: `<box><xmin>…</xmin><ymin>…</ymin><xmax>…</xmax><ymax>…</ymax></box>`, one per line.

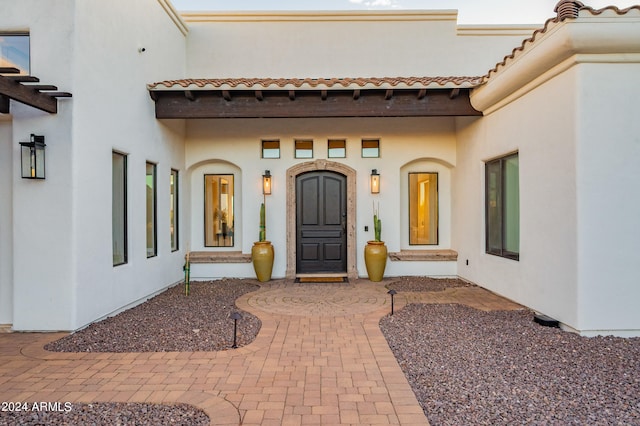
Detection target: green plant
<box><xmin>259</xmin><ymin>202</ymin><xmax>266</xmax><ymax>242</ymax></box>
<box><xmin>373</xmin><ymin>202</ymin><xmax>382</xmax><ymax>242</ymax></box>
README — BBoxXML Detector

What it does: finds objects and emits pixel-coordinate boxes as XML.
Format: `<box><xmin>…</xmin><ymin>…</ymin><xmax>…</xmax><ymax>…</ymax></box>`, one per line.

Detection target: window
<box><xmin>362</xmin><ymin>139</ymin><xmax>380</xmax><ymax>158</ymax></box>
<box><xmin>112</xmin><ymin>152</ymin><xmax>127</xmax><ymax>266</ymax></box>
<box><xmin>262</xmin><ymin>140</ymin><xmax>280</xmax><ymax>159</ymax></box>
<box><xmin>205</xmin><ymin>174</ymin><xmax>234</xmax><ymax>247</ymax></box>
<box><xmin>0</xmin><ymin>33</ymin><xmax>30</xmax><ymax>74</ymax></box>
<box><xmin>486</xmin><ymin>153</ymin><xmax>519</xmax><ymax>260</ymax></box>
<box><xmin>328</xmin><ymin>139</ymin><xmax>346</xmax><ymax>158</ymax></box>
<box><xmin>146</xmin><ymin>162</ymin><xmax>157</xmax><ymax>258</ymax></box>
<box><xmin>295</xmin><ymin>140</ymin><xmax>313</xmax><ymax>159</ymax></box>
<box><xmin>170</xmin><ymin>169</ymin><xmax>179</xmax><ymax>252</ymax></box>
<box><xmin>409</xmin><ymin>173</ymin><xmax>438</xmax><ymax>245</ymax></box>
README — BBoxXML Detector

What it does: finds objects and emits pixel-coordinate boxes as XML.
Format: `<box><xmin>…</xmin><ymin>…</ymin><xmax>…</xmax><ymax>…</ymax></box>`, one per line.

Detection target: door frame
<box><xmin>286</xmin><ymin>160</ymin><xmax>357</xmax><ymax>280</ymax></box>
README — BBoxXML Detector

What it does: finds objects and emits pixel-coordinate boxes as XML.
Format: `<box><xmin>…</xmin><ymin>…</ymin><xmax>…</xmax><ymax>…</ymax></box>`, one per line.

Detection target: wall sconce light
<box><xmin>20</xmin><ymin>134</ymin><xmax>46</xmax><ymax>179</ymax></box>
<box><xmin>262</xmin><ymin>170</ymin><xmax>272</xmax><ymax>195</ymax></box>
<box><xmin>370</xmin><ymin>169</ymin><xmax>380</xmax><ymax>194</ymax></box>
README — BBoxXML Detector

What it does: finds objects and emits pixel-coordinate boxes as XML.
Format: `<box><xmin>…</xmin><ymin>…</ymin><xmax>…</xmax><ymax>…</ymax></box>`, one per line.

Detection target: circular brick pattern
<box><xmin>246</xmin><ymin>284</ymin><xmax>388</xmax><ymax>316</ymax></box>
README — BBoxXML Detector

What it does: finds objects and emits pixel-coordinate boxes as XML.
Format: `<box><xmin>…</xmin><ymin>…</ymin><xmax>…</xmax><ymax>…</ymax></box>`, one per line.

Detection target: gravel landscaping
<box><xmin>0</xmin><ymin>402</ymin><xmax>208</xmax><ymax>426</ymax></box>
<box><xmin>45</xmin><ymin>279</ymin><xmax>261</xmax><ymax>352</ymax></box>
<box><xmin>380</xmin><ymin>303</ymin><xmax>640</xmax><ymax>425</ymax></box>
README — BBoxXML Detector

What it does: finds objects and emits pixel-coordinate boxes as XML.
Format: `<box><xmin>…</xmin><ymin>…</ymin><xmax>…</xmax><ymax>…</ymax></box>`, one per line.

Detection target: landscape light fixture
<box><xmin>230</xmin><ymin>311</ymin><xmax>242</xmax><ymax>348</ymax></box>
<box><xmin>20</xmin><ymin>134</ymin><xmax>46</xmax><ymax>179</ymax></box>
<box><xmin>262</xmin><ymin>170</ymin><xmax>272</xmax><ymax>195</ymax></box>
<box><xmin>370</xmin><ymin>169</ymin><xmax>380</xmax><ymax>194</ymax></box>
<box><xmin>387</xmin><ymin>289</ymin><xmax>397</xmax><ymax>315</ymax></box>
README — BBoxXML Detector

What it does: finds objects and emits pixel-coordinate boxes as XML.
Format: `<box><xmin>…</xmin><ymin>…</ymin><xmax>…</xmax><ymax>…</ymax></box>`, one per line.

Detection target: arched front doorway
<box><xmin>286</xmin><ymin>160</ymin><xmax>357</xmax><ymax>280</ymax></box>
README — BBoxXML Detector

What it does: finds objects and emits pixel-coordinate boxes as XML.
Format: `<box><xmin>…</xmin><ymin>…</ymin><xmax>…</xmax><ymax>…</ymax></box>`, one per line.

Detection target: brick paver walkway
<box><xmin>0</xmin><ymin>279</ymin><xmax>523</xmax><ymax>425</ymax></box>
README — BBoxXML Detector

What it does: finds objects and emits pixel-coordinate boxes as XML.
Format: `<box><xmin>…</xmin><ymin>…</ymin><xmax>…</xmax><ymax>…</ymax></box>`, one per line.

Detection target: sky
<box><xmin>170</xmin><ymin>0</ymin><xmax>638</xmax><ymax>24</ymax></box>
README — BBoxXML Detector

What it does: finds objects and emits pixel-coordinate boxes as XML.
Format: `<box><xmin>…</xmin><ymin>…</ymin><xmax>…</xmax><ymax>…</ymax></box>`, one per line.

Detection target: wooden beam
<box><xmin>353</xmin><ymin>89</ymin><xmax>360</xmax><ymax>100</ymax></box>
<box><xmin>0</xmin><ymin>74</ymin><xmax>58</xmax><ymax>113</ymax></box>
<box><xmin>288</xmin><ymin>90</ymin><xmax>295</xmax><ymax>101</ymax></box>
<box><xmin>385</xmin><ymin>89</ymin><xmax>393</xmax><ymax>100</ymax></box>
<box><xmin>7</xmin><ymin>75</ymin><xmax>39</xmax><ymax>83</ymax></box>
<box><xmin>255</xmin><ymin>90</ymin><xmax>263</xmax><ymax>101</ymax></box>
<box><xmin>25</xmin><ymin>84</ymin><xmax>58</xmax><ymax>91</ymax></box>
<box><xmin>320</xmin><ymin>90</ymin><xmax>327</xmax><ymax>101</ymax></box>
<box><xmin>449</xmin><ymin>88</ymin><xmax>460</xmax><ymax>99</ymax></box>
<box><xmin>0</xmin><ymin>67</ymin><xmax>20</xmax><ymax>74</ymax></box>
<box><xmin>0</xmin><ymin>95</ymin><xmax>9</xmax><ymax>114</ymax></box>
<box><xmin>184</xmin><ymin>90</ymin><xmax>195</xmax><ymax>101</ymax></box>
<box><xmin>222</xmin><ymin>90</ymin><xmax>232</xmax><ymax>101</ymax></box>
<box><xmin>153</xmin><ymin>89</ymin><xmax>481</xmax><ymax>119</ymax></box>
<box><xmin>417</xmin><ymin>89</ymin><xmax>427</xmax><ymax>100</ymax></box>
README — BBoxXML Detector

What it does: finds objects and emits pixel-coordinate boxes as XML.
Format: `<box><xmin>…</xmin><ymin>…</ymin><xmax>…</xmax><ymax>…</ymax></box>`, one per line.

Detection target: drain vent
<box><xmin>534</xmin><ymin>313</ymin><xmax>560</xmax><ymax>328</ymax></box>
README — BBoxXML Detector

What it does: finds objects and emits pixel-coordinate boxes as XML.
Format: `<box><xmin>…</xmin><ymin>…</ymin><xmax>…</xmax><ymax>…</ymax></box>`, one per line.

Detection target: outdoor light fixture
<box><xmin>370</xmin><ymin>169</ymin><xmax>380</xmax><ymax>194</ymax></box>
<box><xmin>262</xmin><ymin>170</ymin><xmax>272</xmax><ymax>195</ymax></box>
<box><xmin>20</xmin><ymin>134</ymin><xmax>46</xmax><ymax>179</ymax></box>
<box><xmin>230</xmin><ymin>311</ymin><xmax>242</xmax><ymax>348</ymax></box>
<box><xmin>387</xmin><ymin>289</ymin><xmax>397</xmax><ymax>315</ymax></box>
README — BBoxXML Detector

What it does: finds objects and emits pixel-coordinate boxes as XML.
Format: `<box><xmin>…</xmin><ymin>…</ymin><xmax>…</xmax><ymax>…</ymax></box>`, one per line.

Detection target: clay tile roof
<box><xmin>483</xmin><ymin>4</ymin><xmax>640</xmax><ymax>82</ymax></box>
<box><xmin>148</xmin><ymin>76</ymin><xmax>483</xmax><ymax>91</ymax></box>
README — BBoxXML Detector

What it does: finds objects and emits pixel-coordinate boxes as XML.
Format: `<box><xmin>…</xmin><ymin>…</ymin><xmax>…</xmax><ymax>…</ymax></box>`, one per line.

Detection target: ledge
<box><xmin>388</xmin><ymin>249</ymin><xmax>458</xmax><ymax>262</ymax></box>
<box><xmin>188</xmin><ymin>251</ymin><xmax>252</xmax><ymax>264</ymax></box>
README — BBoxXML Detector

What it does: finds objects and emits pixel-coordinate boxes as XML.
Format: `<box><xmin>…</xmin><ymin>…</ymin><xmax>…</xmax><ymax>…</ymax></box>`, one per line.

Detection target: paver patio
<box><xmin>0</xmin><ymin>279</ymin><xmax>523</xmax><ymax>425</ymax></box>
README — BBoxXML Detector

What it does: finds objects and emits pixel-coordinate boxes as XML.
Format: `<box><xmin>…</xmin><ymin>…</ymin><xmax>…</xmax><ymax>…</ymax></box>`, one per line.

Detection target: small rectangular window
<box><xmin>295</xmin><ymin>140</ymin><xmax>314</xmax><ymax>159</ymax></box>
<box><xmin>146</xmin><ymin>162</ymin><xmax>157</xmax><ymax>258</ymax></box>
<box><xmin>205</xmin><ymin>174</ymin><xmax>234</xmax><ymax>247</ymax></box>
<box><xmin>170</xmin><ymin>169</ymin><xmax>179</xmax><ymax>252</ymax></box>
<box><xmin>262</xmin><ymin>140</ymin><xmax>280</xmax><ymax>159</ymax></box>
<box><xmin>328</xmin><ymin>139</ymin><xmax>346</xmax><ymax>158</ymax></box>
<box><xmin>486</xmin><ymin>153</ymin><xmax>519</xmax><ymax>260</ymax></box>
<box><xmin>409</xmin><ymin>173</ymin><xmax>438</xmax><ymax>245</ymax></box>
<box><xmin>112</xmin><ymin>152</ymin><xmax>127</xmax><ymax>266</ymax></box>
<box><xmin>362</xmin><ymin>139</ymin><xmax>380</xmax><ymax>158</ymax></box>
<box><xmin>0</xmin><ymin>33</ymin><xmax>30</xmax><ymax>74</ymax></box>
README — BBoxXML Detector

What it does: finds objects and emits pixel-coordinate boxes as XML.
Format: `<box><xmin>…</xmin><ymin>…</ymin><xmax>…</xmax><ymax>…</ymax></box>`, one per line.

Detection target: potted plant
<box><xmin>251</xmin><ymin>202</ymin><xmax>274</xmax><ymax>282</ymax></box>
<box><xmin>364</xmin><ymin>203</ymin><xmax>387</xmax><ymax>282</ymax></box>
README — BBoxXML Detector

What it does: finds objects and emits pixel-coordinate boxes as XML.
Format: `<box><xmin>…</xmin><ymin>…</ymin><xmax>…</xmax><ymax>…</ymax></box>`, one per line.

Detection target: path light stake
<box><xmin>388</xmin><ymin>289</ymin><xmax>397</xmax><ymax>315</ymax></box>
<box><xmin>230</xmin><ymin>312</ymin><xmax>242</xmax><ymax>348</ymax></box>
<box><xmin>184</xmin><ymin>252</ymin><xmax>191</xmax><ymax>296</ymax></box>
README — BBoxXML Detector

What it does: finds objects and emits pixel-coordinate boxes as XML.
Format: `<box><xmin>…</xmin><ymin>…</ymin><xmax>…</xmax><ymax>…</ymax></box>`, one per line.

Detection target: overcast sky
<box><xmin>170</xmin><ymin>0</ymin><xmax>637</xmax><ymax>24</ymax></box>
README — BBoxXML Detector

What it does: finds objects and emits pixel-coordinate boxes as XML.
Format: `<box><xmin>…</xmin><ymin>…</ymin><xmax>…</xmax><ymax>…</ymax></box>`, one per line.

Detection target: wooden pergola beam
<box><xmin>0</xmin><ymin>74</ymin><xmax>58</xmax><ymax>113</ymax></box>
<box><xmin>152</xmin><ymin>89</ymin><xmax>481</xmax><ymax>119</ymax></box>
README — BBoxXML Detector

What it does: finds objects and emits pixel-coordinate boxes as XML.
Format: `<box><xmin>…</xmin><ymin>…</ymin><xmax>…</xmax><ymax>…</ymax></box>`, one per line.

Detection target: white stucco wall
<box><xmin>2</xmin><ymin>0</ymin><xmax>188</xmax><ymax>330</ymax></box>
<box><xmin>455</xmin><ymin>67</ymin><xmax>580</xmax><ymax>329</ymax></box>
<box><xmin>186</xmin><ymin>117</ymin><xmax>458</xmax><ymax>279</ymax></box>
<box><xmin>574</xmin><ymin>63</ymin><xmax>640</xmax><ymax>336</ymax></box>
<box><xmin>69</xmin><ymin>0</ymin><xmax>187</xmax><ymax>330</ymax></box>
<box><xmin>183</xmin><ymin>12</ymin><xmax>534</xmax><ymax>79</ymax></box>
<box><xmin>1</xmin><ymin>0</ymin><xmax>76</xmax><ymax>330</ymax></box>
<box><xmin>0</xmin><ymin>118</ymin><xmax>13</xmax><ymax>325</ymax></box>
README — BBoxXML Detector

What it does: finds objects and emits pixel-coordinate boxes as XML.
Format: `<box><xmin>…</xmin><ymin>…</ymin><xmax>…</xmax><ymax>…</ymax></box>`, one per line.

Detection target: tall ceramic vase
<box><xmin>252</xmin><ymin>241</ymin><xmax>274</xmax><ymax>282</ymax></box>
<box><xmin>364</xmin><ymin>240</ymin><xmax>387</xmax><ymax>282</ymax></box>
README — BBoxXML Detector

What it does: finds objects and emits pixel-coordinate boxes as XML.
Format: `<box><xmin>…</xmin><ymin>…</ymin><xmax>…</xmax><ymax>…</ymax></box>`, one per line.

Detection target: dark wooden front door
<box><xmin>296</xmin><ymin>171</ymin><xmax>347</xmax><ymax>274</ymax></box>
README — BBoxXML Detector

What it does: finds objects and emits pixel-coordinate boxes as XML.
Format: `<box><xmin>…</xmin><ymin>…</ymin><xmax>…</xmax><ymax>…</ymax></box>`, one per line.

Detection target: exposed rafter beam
<box><xmin>288</xmin><ymin>90</ymin><xmax>295</xmax><ymax>101</ymax></box>
<box><xmin>449</xmin><ymin>88</ymin><xmax>460</xmax><ymax>99</ymax></box>
<box><xmin>7</xmin><ymin>75</ymin><xmax>40</xmax><ymax>83</ymax></box>
<box><xmin>385</xmin><ymin>89</ymin><xmax>393</xmax><ymax>100</ymax></box>
<box><xmin>0</xmin><ymin>67</ymin><xmax>20</xmax><ymax>74</ymax></box>
<box><xmin>0</xmin><ymin>74</ymin><xmax>57</xmax><ymax>113</ymax></box>
<box><xmin>222</xmin><ymin>90</ymin><xmax>232</xmax><ymax>101</ymax></box>
<box><xmin>353</xmin><ymin>89</ymin><xmax>360</xmax><ymax>100</ymax></box>
<box><xmin>152</xmin><ymin>89</ymin><xmax>482</xmax><ymax>119</ymax></box>
<box><xmin>255</xmin><ymin>90</ymin><xmax>263</xmax><ymax>101</ymax></box>
<box><xmin>417</xmin><ymin>89</ymin><xmax>427</xmax><ymax>100</ymax></box>
<box><xmin>184</xmin><ymin>90</ymin><xmax>195</xmax><ymax>101</ymax></box>
<box><xmin>0</xmin><ymin>95</ymin><xmax>9</xmax><ymax>114</ymax></box>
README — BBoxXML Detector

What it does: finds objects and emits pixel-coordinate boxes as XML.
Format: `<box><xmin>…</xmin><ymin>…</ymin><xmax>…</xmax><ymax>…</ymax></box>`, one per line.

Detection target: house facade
<box><xmin>1</xmin><ymin>0</ymin><xmax>639</xmax><ymax>336</ymax></box>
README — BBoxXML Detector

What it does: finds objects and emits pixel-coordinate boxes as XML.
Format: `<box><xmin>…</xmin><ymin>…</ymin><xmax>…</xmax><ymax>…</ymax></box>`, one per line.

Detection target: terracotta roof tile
<box><xmin>483</xmin><ymin>5</ymin><xmax>640</xmax><ymax>82</ymax></box>
<box><xmin>148</xmin><ymin>76</ymin><xmax>483</xmax><ymax>91</ymax></box>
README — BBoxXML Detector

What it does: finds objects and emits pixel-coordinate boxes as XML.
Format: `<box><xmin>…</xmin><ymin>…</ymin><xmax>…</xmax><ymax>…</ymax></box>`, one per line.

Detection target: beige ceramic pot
<box><xmin>252</xmin><ymin>241</ymin><xmax>274</xmax><ymax>282</ymax></box>
<box><xmin>364</xmin><ymin>240</ymin><xmax>387</xmax><ymax>282</ymax></box>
